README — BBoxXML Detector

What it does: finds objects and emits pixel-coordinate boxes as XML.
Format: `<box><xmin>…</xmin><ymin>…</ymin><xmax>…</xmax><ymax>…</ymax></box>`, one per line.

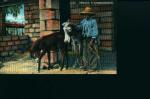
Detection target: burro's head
<box><xmin>29</xmin><ymin>41</ymin><xmax>41</xmax><ymax>59</ymax></box>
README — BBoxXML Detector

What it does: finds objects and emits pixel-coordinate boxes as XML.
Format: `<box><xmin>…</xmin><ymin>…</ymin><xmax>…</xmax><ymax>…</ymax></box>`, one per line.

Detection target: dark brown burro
<box><xmin>30</xmin><ymin>32</ymin><xmax>69</xmax><ymax>72</ymax></box>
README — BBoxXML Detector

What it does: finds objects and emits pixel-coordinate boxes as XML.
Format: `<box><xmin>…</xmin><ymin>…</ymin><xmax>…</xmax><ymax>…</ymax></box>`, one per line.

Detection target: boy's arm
<box><xmin>92</xmin><ymin>19</ymin><xmax>98</xmax><ymax>38</ymax></box>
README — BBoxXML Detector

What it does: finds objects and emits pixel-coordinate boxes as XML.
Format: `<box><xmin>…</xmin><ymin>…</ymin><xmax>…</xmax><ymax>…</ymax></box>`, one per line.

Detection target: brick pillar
<box><xmin>24</xmin><ymin>0</ymin><xmax>40</xmax><ymax>42</ymax></box>
<box><xmin>39</xmin><ymin>0</ymin><xmax>60</xmax><ymax>37</ymax></box>
<box><xmin>39</xmin><ymin>0</ymin><xmax>60</xmax><ymax>65</ymax></box>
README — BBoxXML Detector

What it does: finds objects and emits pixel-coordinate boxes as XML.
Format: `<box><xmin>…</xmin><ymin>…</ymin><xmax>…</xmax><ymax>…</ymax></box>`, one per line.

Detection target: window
<box><xmin>5</xmin><ymin>4</ymin><xmax>25</xmax><ymax>35</ymax></box>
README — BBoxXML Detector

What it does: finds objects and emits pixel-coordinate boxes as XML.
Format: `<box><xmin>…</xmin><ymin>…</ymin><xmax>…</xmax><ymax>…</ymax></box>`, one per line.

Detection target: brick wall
<box><xmin>0</xmin><ymin>1</ymin><xmax>39</xmax><ymax>62</ymax></box>
<box><xmin>0</xmin><ymin>35</ymin><xmax>30</xmax><ymax>61</ymax></box>
<box><xmin>24</xmin><ymin>0</ymin><xmax>40</xmax><ymax>42</ymax></box>
<box><xmin>70</xmin><ymin>1</ymin><xmax>115</xmax><ymax>51</ymax></box>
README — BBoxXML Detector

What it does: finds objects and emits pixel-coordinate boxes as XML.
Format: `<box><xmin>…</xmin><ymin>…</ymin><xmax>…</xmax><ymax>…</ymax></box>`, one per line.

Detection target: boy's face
<box><xmin>85</xmin><ymin>14</ymin><xmax>91</xmax><ymax>19</ymax></box>
<box><xmin>84</xmin><ymin>14</ymin><xmax>90</xmax><ymax>17</ymax></box>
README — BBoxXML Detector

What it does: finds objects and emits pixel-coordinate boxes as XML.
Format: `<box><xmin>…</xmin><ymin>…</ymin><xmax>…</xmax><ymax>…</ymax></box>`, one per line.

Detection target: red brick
<box><xmin>25</xmin><ymin>11</ymin><xmax>28</xmax><ymax>16</ymax></box>
<box><xmin>25</xmin><ymin>6</ymin><xmax>30</xmax><ymax>11</ymax></box>
<box><xmin>101</xmin><ymin>47</ymin><xmax>112</xmax><ymax>51</ymax></box>
<box><xmin>0</xmin><ymin>47</ymin><xmax>3</xmax><ymax>52</ymax></box>
<box><xmin>29</xmin><ymin>28</ymin><xmax>34</xmax><ymax>32</ymax></box>
<box><xmin>15</xmin><ymin>41</ymin><xmax>21</xmax><ymax>45</ymax></box>
<box><xmin>34</xmin><ymin>28</ymin><xmax>40</xmax><ymax>32</ymax></box>
<box><xmin>39</xmin><ymin>0</ymin><xmax>46</xmax><ymax>9</ymax></box>
<box><xmin>35</xmin><ymin>6</ymin><xmax>39</xmax><ymax>10</ymax></box>
<box><xmin>32</xmin><ymin>24</ymin><xmax>40</xmax><ymax>28</ymax></box>
<box><xmin>101</xmin><ymin>29</ymin><xmax>112</xmax><ymax>34</ymax></box>
<box><xmin>101</xmin><ymin>17</ymin><xmax>113</xmax><ymax>23</ymax></box>
<box><xmin>12</xmin><ymin>36</ymin><xmax>19</xmax><ymax>40</ymax></box>
<box><xmin>21</xmin><ymin>40</ymin><xmax>29</xmax><ymax>44</ymax></box>
<box><xmin>9</xmin><ymin>51</ymin><xmax>15</xmax><ymax>55</ymax></box>
<box><xmin>46</xmin><ymin>0</ymin><xmax>59</xmax><ymax>9</ymax></box>
<box><xmin>0</xmin><ymin>37</ymin><xmax>2</xmax><ymax>41</ymax></box>
<box><xmin>40</xmin><ymin>21</ymin><xmax>46</xmax><ymax>31</ymax></box>
<box><xmin>0</xmin><ymin>52</ymin><xmax>9</xmax><ymax>57</ymax></box>
<box><xmin>0</xmin><ymin>22</ymin><xmax>1</xmax><ymax>26</ymax></box>
<box><xmin>28</xmin><ymin>20</ymin><xmax>34</xmax><ymax>24</ymax></box>
<box><xmin>2</xmin><ymin>36</ymin><xmax>11</xmax><ymax>41</ymax></box>
<box><xmin>35</xmin><ymin>19</ymin><xmax>40</xmax><ymax>23</ymax></box>
<box><xmin>46</xmin><ymin>20</ymin><xmax>60</xmax><ymax>30</ymax></box>
<box><xmin>70</xmin><ymin>14</ymin><xmax>84</xmax><ymax>20</ymax></box>
<box><xmin>40</xmin><ymin>10</ymin><xmax>55</xmax><ymax>20</ymax></box>
<box><xmin>45</xmin><ymin>0</ymin><xmax>51</xmax><ymax>8</ymax></box>
<box><xmin>0</xmin><ymin>42</ymin><xmax>7</xmax><ymax>46</ymax></box>
<box><xmin>7</xmin><ymin>41</ymin><xmax>14</xmax><ymax>46</ymax></box>
<box><xmin>25</xmin><ymin>29</ymin><xmax>29</xmax><ymax>33</ymax></box>
<box><xmin>25</xmin><ymin>24</ymin><xmax>32</xmax><ymax>28</ymax></box>
<box><xmin>33</xmin><ymin>15</ymin><xmax>39</xmax><ymax>19</ymax></box>
<box><xmin>101</xmin><ymin>41</ymin><xmax>112</xmax><ymax>47</ymax></box>
<box><xmin>32</xmin><ymin>10</ymin><xmax>39</xmax><ymax>15</ymax></box>
<box><xmin>4</xmin><ymin>46</ymin><xmax>11</xmax><ymax>51</ymax></box>
<box><xmin>19</xmin><ymin>36</ymin><xmax>26</xmax><ymax>40</ymax></box>
<box><xmin>100</xmin><ymin>23</ymin><xmax>113</xmax><ymax>28</ymax></box>
<box><xmin>11</xmin><ymin>45</ymin><xmax>18</xmax><ymax>50</ymax></box>
<box><xmin>100</xmin><ymin>35</ymin><xmax>112</xmax><ymax>40</ymax></box>
<box><xmin>26</xmin><ymin>14</ymin><xmax>32</xmax><ymax>19</ymax></box>
<box><xmin>27</xmin><ymin>33</ymin><xmax>33</xmax><ymax>37</ymax></box>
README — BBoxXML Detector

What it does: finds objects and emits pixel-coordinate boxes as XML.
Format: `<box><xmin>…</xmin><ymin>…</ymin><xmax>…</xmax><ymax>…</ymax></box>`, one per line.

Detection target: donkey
<box><xmin>63</xmin><ymin>22</ymin><xmax>101</xmax><ymax>68</ymax></box>
<box><xmin>62</xmin><ymin>22</ymin><xmax>84</xmax><ymax>67</ymax></box>
<box><xmin>30</xmin><ymin>32</ymin><xmax>69</xmax><ymax>72</ymax></box>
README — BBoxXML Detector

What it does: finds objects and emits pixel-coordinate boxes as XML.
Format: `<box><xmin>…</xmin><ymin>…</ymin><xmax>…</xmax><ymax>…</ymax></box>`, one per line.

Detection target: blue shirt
<box><xmin>77</xmin><ymin>17</ymin><xmax>98</xmax><ymax>38</ymax></box>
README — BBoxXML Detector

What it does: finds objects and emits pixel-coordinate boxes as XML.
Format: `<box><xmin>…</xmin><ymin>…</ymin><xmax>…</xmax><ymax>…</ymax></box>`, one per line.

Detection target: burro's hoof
<box><xmin>42</xmin><ymin>66</ymin><xmax>48</xmax><ymax>70</ymax></box>
<box><xmin>48</xmin><ymin>67</ymin><xmax>51</xmax><ymax>70</ymax></box>
<box><xmin>65</xmin><ymin>68</ymin><xmax>68</xmax><ymax>70</ymax></box>
<box><xmin>48</xmin><ymin>66</ymin><xmax>53</xmax><ymax>70</ymax></box>
<box><xmin>60</xmin><ymin>68</ymin><xmax>63</xmax><ymax>71</ymax></box>
<box><xmin>53</xmin><ymin>64</ymin><xmax>60</xmax><ymax>69</ymax></box>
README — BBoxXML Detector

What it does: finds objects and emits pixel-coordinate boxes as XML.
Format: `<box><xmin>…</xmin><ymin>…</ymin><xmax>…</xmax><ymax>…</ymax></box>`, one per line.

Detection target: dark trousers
<box><xmin>80</xmin><ymin>37</ymin><xmax>95</xmax><ymax>66</ymax></box>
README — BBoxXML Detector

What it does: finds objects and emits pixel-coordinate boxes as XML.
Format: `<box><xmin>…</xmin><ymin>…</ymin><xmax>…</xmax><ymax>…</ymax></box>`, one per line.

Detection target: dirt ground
<box><xmin>0</xmin><ymin>52</ymin><xmax>117</xmax><ymax>74</ymax></box>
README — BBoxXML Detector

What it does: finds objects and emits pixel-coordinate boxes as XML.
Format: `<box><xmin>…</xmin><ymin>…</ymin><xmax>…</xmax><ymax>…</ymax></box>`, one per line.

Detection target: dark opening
<box><xmin>59</xmin><ymin>0</ymin><xmax>70</xmax><ymax>32</ymax></box>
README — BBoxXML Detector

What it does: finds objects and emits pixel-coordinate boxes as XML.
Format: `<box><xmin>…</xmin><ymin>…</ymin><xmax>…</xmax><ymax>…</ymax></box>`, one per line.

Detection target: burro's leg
<box><xmin>60</xmin><ymin>49</ymin><xmax>65</xmax><ymax>71</ymax></box>
<box><xmin>47</xmin><ymin>51</ymin><xmax>52</xmax><ymax>70</ymax></box>
<box><xmin>38</xmin><ymin>51</ymin><xmax>46</xmax><ymax>73</ymax></box>
<box><xmin>65</xmin><ymin>44</ymin><xmax>69</xmax><ymax>70</ymax></box>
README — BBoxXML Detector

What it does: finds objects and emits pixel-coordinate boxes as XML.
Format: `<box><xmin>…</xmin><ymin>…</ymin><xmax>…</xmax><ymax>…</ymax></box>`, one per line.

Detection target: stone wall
<box><xmin>0</xmin><ymin>35</ymin><xmax>30</xmax><ymax>61</ymax></box>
